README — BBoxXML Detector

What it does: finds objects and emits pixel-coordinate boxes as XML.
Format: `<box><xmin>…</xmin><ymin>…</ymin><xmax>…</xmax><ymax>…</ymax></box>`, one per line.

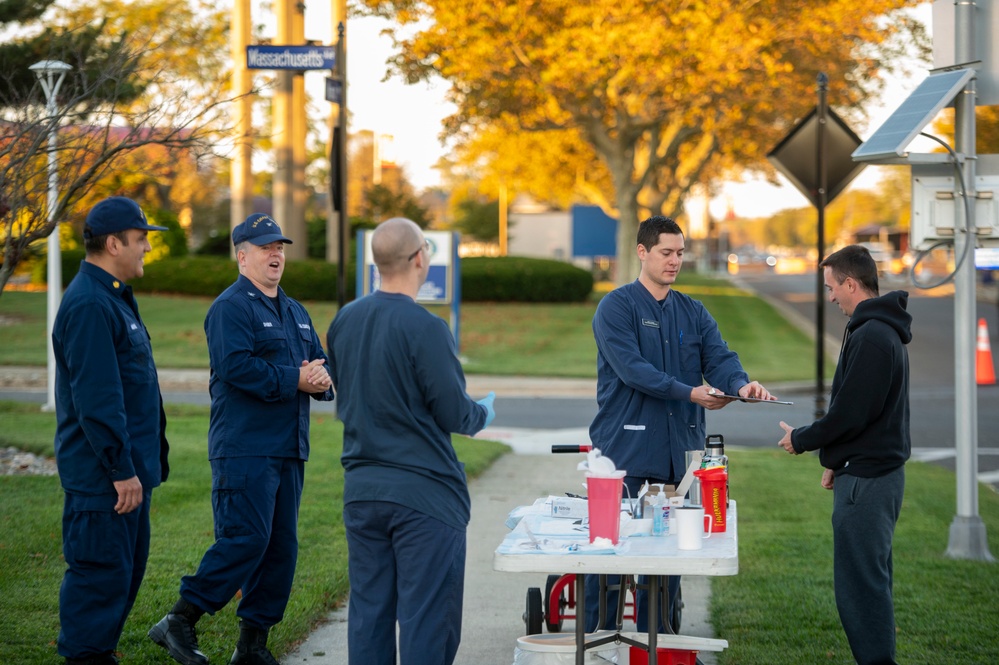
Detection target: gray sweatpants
<box><xmin>832</xmin><ymin>466</ymin><xmax>905</xmax><ymax>665</ymax></box>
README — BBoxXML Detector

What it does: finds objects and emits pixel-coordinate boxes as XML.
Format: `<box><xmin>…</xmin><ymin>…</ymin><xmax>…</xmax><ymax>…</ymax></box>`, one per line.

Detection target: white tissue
<box><xmin>577</xmin><ymin>447</ymin><xmax>618</xmax><ymax>476</ymax></box>
<box><xmin>590</xmin><ymin>536</ymin><xmax>614</xmax><ymax>548</ymax></box>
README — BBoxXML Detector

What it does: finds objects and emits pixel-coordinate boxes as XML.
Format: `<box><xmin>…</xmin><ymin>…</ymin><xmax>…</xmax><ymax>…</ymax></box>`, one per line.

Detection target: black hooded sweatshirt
<box><xmin>792</xmin><ymin>290</ymin><xmax>912</xmax><ymax>477</ymax></box>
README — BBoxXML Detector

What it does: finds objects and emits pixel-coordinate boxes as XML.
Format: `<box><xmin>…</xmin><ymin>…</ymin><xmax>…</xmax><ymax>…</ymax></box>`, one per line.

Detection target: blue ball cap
<box><xmin>83</xmin><ymin>197</ymin><xmax>168</xmax><ymax>238</ymax></box>
<box><xmin>232</xmin><ymin>213</ymin><xmax>293</xmax><ymax>246</ymax></box>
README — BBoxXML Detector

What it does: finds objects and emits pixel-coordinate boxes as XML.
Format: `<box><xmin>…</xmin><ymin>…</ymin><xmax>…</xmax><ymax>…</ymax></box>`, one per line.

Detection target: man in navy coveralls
<box><xmin>150</xmin><ymin>213</ymin><xmax>333</xmax><ymax>665</ymax></box>
<box><xmin>53</xmin><ymin>196</ymin><xmax>171</xmax><ymax>665</ymax></box>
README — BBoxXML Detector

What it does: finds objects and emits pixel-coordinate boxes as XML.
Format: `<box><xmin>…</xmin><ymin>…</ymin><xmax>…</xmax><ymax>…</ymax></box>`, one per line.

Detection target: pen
<box><xmin>679</xmin><ymin>330</ymin><xmax>683</xmax><ymax>346</ymax></box>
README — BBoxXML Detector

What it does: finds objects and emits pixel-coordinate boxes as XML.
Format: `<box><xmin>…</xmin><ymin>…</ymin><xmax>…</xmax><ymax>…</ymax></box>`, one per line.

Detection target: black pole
<box><xmin>815</xmin><ymin>73</ymin><xmax>828</xmax><ymax>419</ymax></box>
<box><xmin>336</xmin><ymin>22</ymin><xmax>348</xmax><ymax>310</ymax></box>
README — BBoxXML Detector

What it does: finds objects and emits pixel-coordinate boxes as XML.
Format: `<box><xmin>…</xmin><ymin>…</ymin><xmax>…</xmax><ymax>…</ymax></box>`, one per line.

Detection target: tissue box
<box><xmin>549</xmin><ymin>496</ymin><xmax>588</xmax><ymax>519</ymax></box>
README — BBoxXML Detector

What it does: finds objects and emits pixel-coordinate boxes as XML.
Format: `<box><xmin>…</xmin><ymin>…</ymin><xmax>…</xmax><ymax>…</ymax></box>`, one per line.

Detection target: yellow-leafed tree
<box><xmin>362</xmin><ymin>0</ymin><xmax>928</xmax><ymax>281</ymax></box>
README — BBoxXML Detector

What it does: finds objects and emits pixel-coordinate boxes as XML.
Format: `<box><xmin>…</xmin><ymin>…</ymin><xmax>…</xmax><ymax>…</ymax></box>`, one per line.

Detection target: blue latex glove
<box><xmin>476</xmin><ymin>391</ymin><xmax>496</xmax><ymax>428</ymax></box>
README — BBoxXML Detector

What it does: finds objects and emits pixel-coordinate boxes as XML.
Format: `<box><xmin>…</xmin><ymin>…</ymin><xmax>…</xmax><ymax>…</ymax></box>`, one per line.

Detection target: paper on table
<box><xmin>497</xmin><ymin>537</ymin><xmax>629</xmax><ymax>556</ymax></box>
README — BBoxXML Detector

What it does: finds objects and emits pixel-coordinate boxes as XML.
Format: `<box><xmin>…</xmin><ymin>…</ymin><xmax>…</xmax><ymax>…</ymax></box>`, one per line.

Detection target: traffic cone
<box><xmin>976</xmin><ymin>318</ymin><xmax>996</xmax><ymax>386</ymax></box>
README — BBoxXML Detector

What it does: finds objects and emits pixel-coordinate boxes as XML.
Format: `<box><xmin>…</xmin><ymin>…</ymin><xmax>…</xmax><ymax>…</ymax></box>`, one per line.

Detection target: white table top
<box><xmin>493</xmin><ymin>501</ymin><xmax>738</xmax><ymax>577</ymax></box>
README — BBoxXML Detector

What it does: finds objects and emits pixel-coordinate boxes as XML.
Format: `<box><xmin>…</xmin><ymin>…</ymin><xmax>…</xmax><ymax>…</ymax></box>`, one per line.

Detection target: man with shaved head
<box><xmin>326</xmin><ymin>217</ymin><xmax>496</xmax><ymax>665</ymax></box>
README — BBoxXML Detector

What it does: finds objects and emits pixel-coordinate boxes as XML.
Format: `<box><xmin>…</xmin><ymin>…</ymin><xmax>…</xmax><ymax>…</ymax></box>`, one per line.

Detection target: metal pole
<box><xmin>946</xmin><ymin>0</ymin><xmax>994</xmax><ymax>561</ymax></box>
<box><xmin>31</xmin><ymin>61</ymin><xmax>71</xmax><ymax>413</ymax></box>
<box><xmin>814</xmin><ymin>73</ymin><xmax>829</xmax><ymax>419</ymax></box>
<box><xmin>44</xmin><ymin>95</ymin><xmax>59</xmax><ymax>412</ymax></box>
<box><xmin>336</xmin><ymin>21</ymin><xmax>349</xmax><ymax>309</ymax></box>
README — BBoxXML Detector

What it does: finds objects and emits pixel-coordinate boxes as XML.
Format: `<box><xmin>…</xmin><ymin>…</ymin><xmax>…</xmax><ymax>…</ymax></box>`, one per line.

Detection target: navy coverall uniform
<box><xmin>53</xmin><ymin>261</ymin><xmax>170</xmax><ymax>659</ymax></box>
<box><xmin>586</xmin><ymin>279</ymin><xmax>750</xmax><ymax>633</ymax></box>
<box><xmin>178</xmin><ymin>274</ymin><xmax>333</xmax><ymax>629</ymax></box>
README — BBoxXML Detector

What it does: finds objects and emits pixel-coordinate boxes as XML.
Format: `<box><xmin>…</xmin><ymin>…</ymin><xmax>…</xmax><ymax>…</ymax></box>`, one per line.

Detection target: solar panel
<box><xmin>852</xmin><ymin>68</ymin><xmax>975</xmax><ymax>162</ymax></box>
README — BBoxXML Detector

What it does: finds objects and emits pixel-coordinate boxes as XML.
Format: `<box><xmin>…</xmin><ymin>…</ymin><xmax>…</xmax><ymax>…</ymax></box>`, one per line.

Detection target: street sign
<box><xmin>767</xmin><ymin>106</ymin><xmax>864</xmax><ymax>208</ymax></box>
<box><xmin>246</xmin><ymin>45</ymin><xmax>336</xmax><ymax>70</ymax></box>
<box><xmin>325</xmin><ymin>77</ymin><xmax>342</xmax><ymax>104</ymax></box>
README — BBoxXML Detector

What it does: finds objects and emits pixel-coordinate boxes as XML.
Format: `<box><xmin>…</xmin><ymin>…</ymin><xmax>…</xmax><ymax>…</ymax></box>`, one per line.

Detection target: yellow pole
<box><xmin>499</xmin><ymin>182</ymin><xmax>508</xmax><ymax>256</ymax></box>
<box><xmin>229</xmin><ymin>0</ymin><xmax>253</xmax><ymax>257</ymax></box>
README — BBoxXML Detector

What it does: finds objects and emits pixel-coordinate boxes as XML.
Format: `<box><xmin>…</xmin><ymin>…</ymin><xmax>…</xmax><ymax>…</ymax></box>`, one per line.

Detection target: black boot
<box><xmin>148</xmin><ymin>597</ymin><xmax>210</xmax><ymax>665</ymax></box>
<box><xmin>229</xmin><ymin>621</ymin><xmax>279</xmax><ymax>665</ymax></box>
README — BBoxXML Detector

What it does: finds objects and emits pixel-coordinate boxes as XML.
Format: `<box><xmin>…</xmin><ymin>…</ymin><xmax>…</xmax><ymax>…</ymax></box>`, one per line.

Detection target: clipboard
<box><xmin>708</xmin><ymin>389</ymin><xmax>794</xmax><ymax>405</ymax></box>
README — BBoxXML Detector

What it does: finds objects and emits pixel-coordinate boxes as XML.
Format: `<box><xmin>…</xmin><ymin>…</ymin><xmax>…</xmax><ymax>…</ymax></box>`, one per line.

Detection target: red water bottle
<box><xmin>693</xmin><ymin>466</ymin><xmax>728</xmax><ymax>532</ymax></box>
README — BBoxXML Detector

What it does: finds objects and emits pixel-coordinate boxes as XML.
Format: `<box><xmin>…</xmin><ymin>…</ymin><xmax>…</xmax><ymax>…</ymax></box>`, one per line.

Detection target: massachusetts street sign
<box><xmin>246</xmin><ymin>45</ymin><xmax>336</xmax><ymax>70</ymax></box>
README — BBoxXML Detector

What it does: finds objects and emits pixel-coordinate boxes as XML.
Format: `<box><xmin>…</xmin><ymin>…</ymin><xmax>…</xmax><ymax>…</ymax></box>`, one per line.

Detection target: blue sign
<box><xmin>325</xmin><ymin>77</ymin><xmax>342</xmax><ymax>103</ymax></box>
<box><xmin>356</xmin><ymin>230</ymin><xmax>463</xmax><ymax>350</ymax></box>
<box><xmin>246</xmin><ymin>45</ymin><xmax>336</xmax><ymax>70</ymax></box>
<box><xmin>572</xmin><ymin>204</ymin><xmax>617</xmax><ymax>258</ymax></box>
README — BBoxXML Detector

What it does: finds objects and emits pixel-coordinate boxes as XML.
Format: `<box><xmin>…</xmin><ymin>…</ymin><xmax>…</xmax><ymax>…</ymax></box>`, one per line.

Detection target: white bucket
<box><xmin>512</xmin><ymin>632</ymin><xmax>628</xmax><ymax>664</ymax></box>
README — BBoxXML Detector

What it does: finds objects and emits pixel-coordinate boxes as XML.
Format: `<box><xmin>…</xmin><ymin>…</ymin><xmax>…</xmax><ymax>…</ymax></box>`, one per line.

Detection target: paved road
<box><xmin>3</xmin><ymin>272</ymin><xmax>996</xmax><ymax>487</ymax></box>
<box><xmin>732</xmin><ymin>272</ymin><xmax>999</xmax><ymax>487</ymax></box>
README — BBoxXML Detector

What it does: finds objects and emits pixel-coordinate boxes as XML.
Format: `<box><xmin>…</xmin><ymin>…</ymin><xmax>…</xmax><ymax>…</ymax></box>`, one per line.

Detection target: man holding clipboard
<box><xmin>586</xmin><ymin>215</ymin><xmax>779</xmax><ymax>635</ymax></box>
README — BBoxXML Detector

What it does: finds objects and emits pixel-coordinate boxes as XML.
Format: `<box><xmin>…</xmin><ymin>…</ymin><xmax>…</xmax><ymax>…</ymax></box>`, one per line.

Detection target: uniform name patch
<box><xmin>298</xmin><ymin>323</ymin><xmax>311</xmax><ymax>330</ymax></box>
<box><xmin>641</xmin><ymin>319</ymin><xmax>660</xmax><ymax>328</ymax></box>
<box><xmin>262</xmin><ymin>321</ymin><xmax>273</xmax><ymax>328</ymax></box>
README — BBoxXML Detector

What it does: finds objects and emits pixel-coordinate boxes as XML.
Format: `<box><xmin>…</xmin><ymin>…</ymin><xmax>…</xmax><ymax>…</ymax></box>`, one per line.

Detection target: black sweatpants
<box><xmin>832</xmin><ymin>466</ymin><xmax>905</xmax><ymax>665</ymax></box>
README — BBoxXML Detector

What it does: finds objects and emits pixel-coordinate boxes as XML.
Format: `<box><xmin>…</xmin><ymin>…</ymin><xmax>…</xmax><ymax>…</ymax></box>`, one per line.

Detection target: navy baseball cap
<box><xmin>232</xmin><ymin>213</ymin><xmax>293</xmax><ymax>246</ymax></box>
<box><xmin>83</xmin><ymin>197</ymin><xmax>168</xmax><ymax>238</ymax></box>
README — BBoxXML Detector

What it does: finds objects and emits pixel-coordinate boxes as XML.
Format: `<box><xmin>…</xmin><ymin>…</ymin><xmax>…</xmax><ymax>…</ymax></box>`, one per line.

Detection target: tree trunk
<box><xmin>614</xmin><ymin>190</ymin><xmax>641</xmax><ymax>286</ymax></box>
<box><xmin>0</xmin><ymin>263</ymin><xmax>14</xmax><ymax>298</ymax></box>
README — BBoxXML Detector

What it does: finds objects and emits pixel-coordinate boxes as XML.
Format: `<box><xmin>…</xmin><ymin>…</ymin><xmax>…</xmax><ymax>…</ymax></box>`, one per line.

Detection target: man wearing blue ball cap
<box><xmin>52</xmin><ymin>196</ymin><xmax>170</xmax><ymax>665</ymax></box>
<box><xmin>150</xmin><ymin>213</ymin><xmax>334</xmax><ymax>665</ymax></box>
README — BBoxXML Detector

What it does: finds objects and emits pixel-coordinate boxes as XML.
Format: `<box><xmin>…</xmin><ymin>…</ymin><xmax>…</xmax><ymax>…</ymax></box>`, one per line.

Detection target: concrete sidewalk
<box><xmin>280</xmin><ymin>446</ymin><xmax>721</xmax><ymax>665</ymax></box>
<box><xmin>0</xmin><ymin>366</ymin><xmax>598</xmax><ymax>398</ymax></box>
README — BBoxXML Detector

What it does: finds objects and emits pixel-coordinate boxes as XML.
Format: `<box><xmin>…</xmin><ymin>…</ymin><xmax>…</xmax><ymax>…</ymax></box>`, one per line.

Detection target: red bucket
<box><xmin>693</xmin><ymin>467</ymin><xmax>727</xmax><ymax>532</ymax></box>
<box><xmin>629</xmin><ymin>646</ymin><xmax>698</xmax><ymax>665</ymax></box>
<box><xmin>586</xmin><ymin>472</ymin><xmax>625</xmax><ymax>544</ymax></box>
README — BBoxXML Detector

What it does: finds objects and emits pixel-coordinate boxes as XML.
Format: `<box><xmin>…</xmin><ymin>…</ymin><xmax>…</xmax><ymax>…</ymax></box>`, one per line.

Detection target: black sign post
<box><xmin>767</xmin><ymin>73</ymin><xmax>865</xmax><ymax>418</ymax></box>
<box><xmin>333</xmin><ymin>22</ymin><xmax>348</xmax><ymax>310</ymax></box>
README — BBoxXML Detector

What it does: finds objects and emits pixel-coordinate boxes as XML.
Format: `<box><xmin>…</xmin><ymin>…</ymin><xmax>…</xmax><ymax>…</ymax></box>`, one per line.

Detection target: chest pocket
<box><xmin>254</xmin><ymin>326</ymin><xmax>288</xmax><ymax>363</ymax></box>
<box><xmin>296</xmin><ymin>323</ymin><xmax>313</xmax><ymax>343</ymax></box>
<box><xmin>121</xmin><ymin>324</ymin><xmax>155</xmax><ymax>384</ymax></box>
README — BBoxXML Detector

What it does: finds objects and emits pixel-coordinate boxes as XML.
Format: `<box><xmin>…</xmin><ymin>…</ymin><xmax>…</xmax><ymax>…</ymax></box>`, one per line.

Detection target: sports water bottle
<box><xmin>701</xmin><ymin>434</ymin><xmax>730</xmax><ymax>507</ymax></box>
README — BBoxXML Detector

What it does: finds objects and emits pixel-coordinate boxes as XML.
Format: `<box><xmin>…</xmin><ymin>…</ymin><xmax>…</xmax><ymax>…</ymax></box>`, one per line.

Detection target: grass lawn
<box><xmin>0</xmin><ymin>272</ymin><xmax>831</xmax><ymax>383</ymax></box>
<box><xmin>717</xmin><ymin>449</ymin><xmax>999</xmax><ymax>664</ymax></box>
<box><xmin>0</xmin><ymin>402</ymin><xmax>508</xmax><ymax>664</ymax></box>
<box><xmin>3</xmin><ymin>402</ymin><xmax>997</xmax><ymax>663</ymax></box>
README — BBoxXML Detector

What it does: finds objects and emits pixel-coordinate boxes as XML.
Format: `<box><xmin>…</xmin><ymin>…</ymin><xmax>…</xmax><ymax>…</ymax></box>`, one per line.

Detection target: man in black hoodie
<box><xmin>778</xmin><ymin>244</ymin><xmax>911</xmax><ymax>665</ymax></box>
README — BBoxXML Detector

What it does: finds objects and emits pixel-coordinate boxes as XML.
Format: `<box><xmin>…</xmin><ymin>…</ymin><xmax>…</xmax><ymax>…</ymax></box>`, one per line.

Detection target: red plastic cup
<box><xmin>693</xmin><ymin>467</ymin><xmax>727</xmax><ymax>532</ymax></box>
<box><xmin>585</xmin><ymin>471</ymin><xmax>626</xmax><ymax>544</ymax></box>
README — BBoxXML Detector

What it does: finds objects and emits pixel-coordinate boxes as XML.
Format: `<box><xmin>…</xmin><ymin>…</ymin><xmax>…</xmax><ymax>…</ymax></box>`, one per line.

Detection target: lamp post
<box><xmin>30</xmin><ymin>60</ymin><xmax>72</xmax><ymax>412</ymax></box>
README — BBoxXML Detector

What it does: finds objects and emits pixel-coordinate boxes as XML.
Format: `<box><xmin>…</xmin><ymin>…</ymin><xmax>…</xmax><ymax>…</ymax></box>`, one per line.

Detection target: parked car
<box><xmin>857</xmin><ymin>242</ymin><xmax>894</xmax><ymax>274</ymax></box>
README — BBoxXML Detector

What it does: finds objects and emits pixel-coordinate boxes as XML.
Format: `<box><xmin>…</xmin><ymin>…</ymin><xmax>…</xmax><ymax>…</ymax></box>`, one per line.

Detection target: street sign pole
<box><xmin>336</xmin><ymin>22</ymin><xmax>349</xmax><ymax>310</ymax></box>
<box><xmin>767</xmin><ymin>81</ymin><xmax>864</xmax><ymax>419</ymax></box>
<box><xmin>815</xmin><ymin>73</ymin><xmax>829</xmax><ymax>419</ymax></box>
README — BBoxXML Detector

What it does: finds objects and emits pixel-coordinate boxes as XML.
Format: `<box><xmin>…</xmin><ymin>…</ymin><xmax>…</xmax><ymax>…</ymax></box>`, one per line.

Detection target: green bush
<box><xmin>131</xmin><ymin>257</ymin><xmax>356</xmax><ymax>303</ymax></box>
<box><xmin>132</xmin><ymin>256</ymin><xmax>239</xmax><ymax>297</ymax></box>
<box><xmin>29</xmin><ymin>249</ymin><xmax>86</xmax><ymax>287</ymax></box>
<box><xmin>461</xmin><ymin>256</ymin><xmax>593</xmax><ymax>302</ymax></box>
<box><xmin>117</xmin><ymin>255</ymin><xmax>592</xmax><ymax>303</ymax></box>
